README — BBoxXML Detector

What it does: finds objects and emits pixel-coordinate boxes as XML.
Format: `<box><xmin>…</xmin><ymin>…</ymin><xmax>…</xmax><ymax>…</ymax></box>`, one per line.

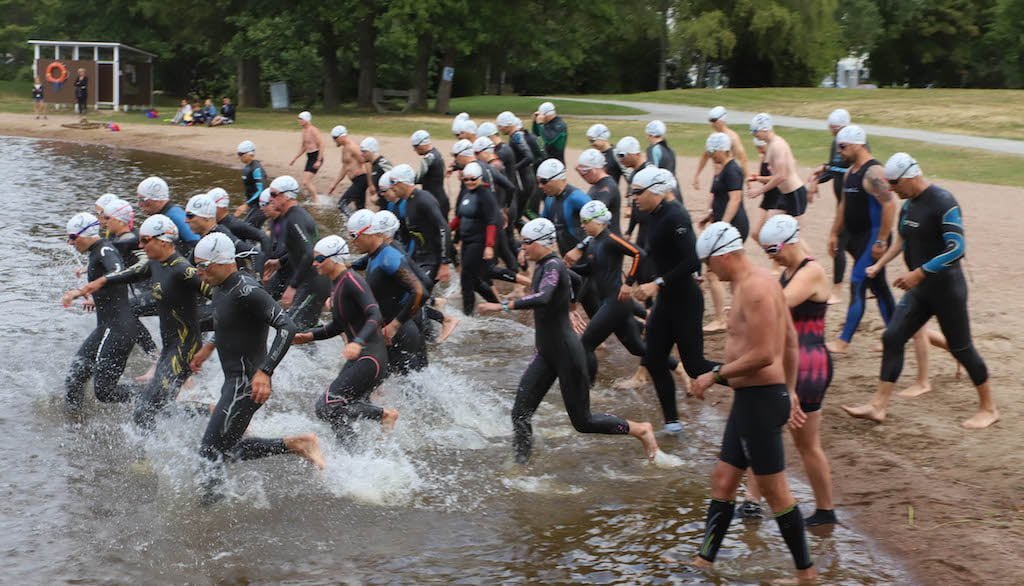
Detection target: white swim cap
<box><xmin>359</xmin><ymin>137</ymin><xmax>380</xmax><ymax>153</ymax></box>
<box><xmin>577</xmin><ymin>148</ymin><xmax>606</xmax><ymax>170</ymax></box>
<box><xmin>346</xmin><ymin>209</ymin><xmax>375</xmax><ymax>238</ymax></box>
<box><xmin>522</xmin><ymin>218</ymin><xmax>557</xmax><ymax>246</ymax></box>
<box><xmin>750</xmin><ymin>113</ymin><xmax>773</xmax><ymax>133</ymax></box>
<box><xmin>615</xmin><ymin>136</ymin><xmax>641</xmax><ymax>156</ymax></box>
<box><xmin>477</xmin><ymin>122</ymin><xmax>498</xmax><ymax>137</ymax></box>
<box><xmin>836</xmin><ymin>125</ymin><xmax>867</xmax><ymax>145</ymax></box>
<box><xmin>455</xmin><ymin>112</ymin><xmax>470</xmax><ymax>121</ymax></box>
<box><xmin>95</xmin><ymin>193</ymin><xmax>118</xmax><ymax>210</ymax></box>
<box><xmin>258</xmin><ymin>188</ymin><xmax>272</xmax><ymax>208</ymax></box>
<box><xmin>236</xmin><ymin>140</ymin><xmax>255</xmax><ymax>154</ymax></box>
<box><xmin>185</xmin><ymin>193</ymin><xmax>218</xmax><ymax>218</ymax></box>
<box><xmin>102</xmin><ymin>199</ymin><xmax>134</xmax><ymax>226</ymax></box>
<box><xmin>314</xmin><ymin>235</ymin><xmax>349</xmax><ymax>260</ymax></box>
<box><xmin>697</xmin><ymin>222</ymin><xmax>744</xmax><ymax>260</ymax></box>
<box><xmin>496</xmin><ymin>111</ymin><xmax>517</xmax><ymax>127</ymax></box>
<box><xmin>538</xmin><ymin>101</ymin><xmax>556</xmax><ymax>116</ymax></box>
<box><xmin>269</xmin><ymin>175</ymin><xmax>300</xmax><ymax>199</ymax></box>
<box><xmin>884</xmin><ymin>152</ymin><xmax>922</xmax><ymax>181</ymax></box>
<box><xmin>207</xmin><ymin>187</ymin><xmax>230</xmax><ymax>208</ymax></box>
<box><xmin>67</xmin><ymin>212</ymin><xmax>100</xmax><ymax>239</ymax></box>
<box><xmin>378</xmin><ymin>171</ymin><xmax>393</xmax><ymax>192</ymax></box>
<box><xmin>451</xmin><ymin>139</ymin><xmax>474</xmax><ymax>157</ymax></box>
<box><xmin>331</xmin><ymin>125</ymin><xmax>348</xmax><ymax>138</ymax></box>
<box><xmin>709</xmin><ymin>106</ymin><xmax>727</xmax><ymax>121</ymax></box>
<box><xmin>705</xmin><ymin>132</ymin><xmax>732</xmax><ymax>153</ymax></box>
<box><xmin>472</xmin><ymin>136</ymin><xmax>495</xmax><ymax>153</ymax></box>
<box><xmin>458</xmin><ymin>119</ymin><xmax>478</xmax><ymax>135</ymax></box>
<box><xmin>759</xmin><ymin>214</ymin><xmax>800</xmax><ymax>247</ymax></box>
<box><xmin>298</xmin><ymin>111</ymin><xmax>312</xmax><ymax>122</ymax></box>
<box><xmin>580</xmin><ymin>200</ymin><xmax>612</xmax><ymax>224</ymax></box>
<box><xmin>646</xmin><ymin>120</ymin><xmax>667</xmax><ymax>137</ymax></box>
<box><xmin>586</xmin><ymin>123</ymin><xmax>611</xmax><ymax>141</ymax></box>
<box><xmin>461</xmin><ymin>161</ymin><xmax>484</xmax><ymax>180</ymax></box>
<box><xmin>827</xmin><ymin>108</ymin><xmax>851</xmax><ymax>127</ymax></box>
<box><xmin>369</xmin><ymin>210</ymin><xmax>401</xmax><ymax>236</ymax></box>
<box><xmin>390</xmin><ymin>164</ymin><xmax>416</xmax><ymax>185</ymax></box>
<box><xmin>410</xmin><ymin>129</ymin><xmax>431</xmax><ymax>146</ymax></box>
<box><xmin>193</xmin><ymin>232</ymin><xmax>236</xmax><ymax>265</ymax></box>
<box><xmin>536</xmin><ymin>158</ymin><xmax>567</xmax><ymax>181</ymax></box>
<box><xmin>631</xmin><ymin>167</ymin><xmax>675</xmax><ymax>196</ymax></box>
<box><xmin>139</xmin><ymin>214</ymin><xmax>179</xmax><ymax>242</ymax></box>
<box><xmin>513</xmin><ymin>116</ymin><xmax>524</xmax><ymax>130</ymax></box>
<box><xmin>137</xmin><ymin>176</ymin><xmax>169</xmax><ymax>201</ymax></box>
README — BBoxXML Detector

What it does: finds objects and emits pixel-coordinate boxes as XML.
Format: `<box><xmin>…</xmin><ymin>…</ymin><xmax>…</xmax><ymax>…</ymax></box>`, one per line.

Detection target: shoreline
<box><xmin>5</xmin><ymin>112</ymin><xmax>1024</xmax><ymax>584</ymax></box>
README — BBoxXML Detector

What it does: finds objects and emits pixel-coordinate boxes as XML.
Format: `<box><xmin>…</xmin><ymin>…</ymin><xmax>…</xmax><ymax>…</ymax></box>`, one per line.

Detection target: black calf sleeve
<box><xmin>774</xmin><ymin>504</ymin><xmax>813</xmax><ymax>570</ymax></box>
<box><xmin>698</xmin><ymin>499</ymin><xmax>735</xmax><ymax>562</ymax></box>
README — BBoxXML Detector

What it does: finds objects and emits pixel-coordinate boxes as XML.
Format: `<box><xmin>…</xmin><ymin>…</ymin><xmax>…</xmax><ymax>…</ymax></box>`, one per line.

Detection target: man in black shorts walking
<box><xmin>746</xmin><ymin>113</ymin><xmax>808</xmax><ymax>219</ymax></box>
<box><xmin>689</xmin><ymin>222</ymin><xmax>816</xmax><ymax>583</ymax></box>
<box><xmin>290</xmin><ymin>111</ymin><xmax>325</xmax><ymax>204</ymax></box>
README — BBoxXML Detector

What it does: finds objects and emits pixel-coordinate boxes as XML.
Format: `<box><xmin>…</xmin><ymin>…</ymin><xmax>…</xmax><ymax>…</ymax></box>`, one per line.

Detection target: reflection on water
<box><xmin>0</xmin><ymin>135</ymin><xmax>907</xmax><ymax>583</ymax></box>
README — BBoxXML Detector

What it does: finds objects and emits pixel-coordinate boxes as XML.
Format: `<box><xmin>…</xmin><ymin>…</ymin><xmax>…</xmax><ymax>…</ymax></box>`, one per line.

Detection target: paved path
<box><xmin>552</xmin><ymin>97</ymin><xmax>1024</xmax><ymax>156</ymax></box>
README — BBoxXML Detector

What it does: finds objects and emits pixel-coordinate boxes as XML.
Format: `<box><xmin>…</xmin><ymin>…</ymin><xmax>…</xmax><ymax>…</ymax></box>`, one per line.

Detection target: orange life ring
<box><xmin>45</xmin><ymin>62</ymin><xmax>68</xmax><ymax>84</ymax></box>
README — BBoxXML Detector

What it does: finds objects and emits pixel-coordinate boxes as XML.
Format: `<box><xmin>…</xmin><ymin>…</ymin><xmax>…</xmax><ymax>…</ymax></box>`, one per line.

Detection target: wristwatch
<box><xmin>712</xmin><ymin>363</ymin><xmax>728</xmax><ymax>385</ymax></box>
<box><xmin>654</xmin><ymin>277</ymin><xmax>665</xmax><ymax>288</ymax></box>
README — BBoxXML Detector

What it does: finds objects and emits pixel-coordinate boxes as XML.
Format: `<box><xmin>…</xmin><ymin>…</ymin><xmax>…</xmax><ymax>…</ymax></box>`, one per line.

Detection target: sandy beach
<box><xmin>4</xmin><ymin>112</ymin><xmax>1022</xmax><ymax>584</ymax></box>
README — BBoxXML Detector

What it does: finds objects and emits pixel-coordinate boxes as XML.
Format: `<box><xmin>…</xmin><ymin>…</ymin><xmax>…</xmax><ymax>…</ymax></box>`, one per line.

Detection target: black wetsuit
<box><xmin>365</xmin><ymin>244</ymin><xmax>427</xmax><ymax>374</ymax></box>
<box><xmin>271</xmin><ymin>205</ymin><xmax>331</xmax><ymax>329</ymax></box>
<box><xmin>647</xmin><ymin>140</ymin><xmax>677</xmax><ymax>176</ymax></box>
<box><xmin>199</xmin><ymin>271</ymin><xmax>296</xmax><ymax>463</ymax></box>
<box><xmin>510</xmin><ymin>253</ymin><xmax>629</xmax><ymax>463</ymax></box>
<box><xmin>880</xmin><ymin>185</ymin><xmax>988</xmax><ymax>386</ymax></box>
<box><xmin>839</xmin><ymin>159</ymin><xmax>895</xmax><ymax>343</ymax></box>
<box><xmin>452</xmin><ymin>183</ymin><xmax>501</xmax><ymax>315</ymax></box>
<box><xmin>241</xmin><ymin>159</ymin><xmax>268</xmax><ymax>228</ymax></box>
<box><xmin>263</xmin><ymin>216</ymin><xmax>293</xmax><ymax>299</ymax></box>
<box><xmin>641</xmin><ymin>200</ymin><xmax>715</xmax><ymax>424</ymax></box>
<box><xmin>624</xmin><ymin>161</ymin><xmax>654</xmax><ymax>249</ymax></box>
<box><xmin>508</xmin><ymin>129</ymin><xmax>539</xmax><ymax>220</ymax></box>
<box><xmin>219</xmin><ymin>213</ymin><xmax>271</xmax><ymax>273</ymax></box>
<box><xmin>479</xmin><ymin>159</ymin><xmax>519</xmax><ymax>270</ymax></box>
<box><xmin>710</xmin><ymin>159</ymin><xmax>749</xmax><ymax>241</ymax></box>
<box><xmin>417</xmin><ymin>147</ymin><xmax>449</xmax><ymax>218</ymax></box>
<box><xmin>369</xmin><ymin>155</ymin><xmax>394</xmax><ymax>207</ymax></box>
<box><xmin>108</xmin><ymin>230</ymin><xmax>158</xmax><ymax>354</ymax></box>
<box><xmin>403</xmin><ymin>188</ymin><xmax>451</xmax><ymax>280</ymax></box>
<box><xmin>818</xmin><ymin>139</ymin><xmax>849</xmax><ymax>283</ymax></box>
<box><xmin>66</xmin><ymin>240</ymin><xmax>136</xmax><ymax>407</ymax></box>
<box><xmin>588</xmin><ymin>176</ymin><xmax>622</xmax><ymax>233</ymax></box>
<box><xmin>105</xmin><ymin>252</ymin><xmax>210</xmax><ymax>429</ymax></box>
<box><xmin>309</xmin><ymin>269</ymin><xmax>389</xmax><ymax>440</ymax></box>
<box><xmin>601</xmin><ymin>147</ymin><xmax>624</xmax><ymax>188</ymax></box>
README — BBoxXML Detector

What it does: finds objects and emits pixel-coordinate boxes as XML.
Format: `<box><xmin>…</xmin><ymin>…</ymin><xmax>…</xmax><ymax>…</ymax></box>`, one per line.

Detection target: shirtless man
<box><xmin>328</xmin><ymin>125</ymin><xmax>370</xmax><ymax>216</ymax></box>
<box><xmin>692</xmin><ymin>106</ymin><xmax>748</xmax><ymax>190</ymax></box>
<box><xmin>688</xmin><ymin>222</ymin><xmax>816</xmax><ymax>584</ymax></box>
<box><xmin>746</xmin><ymin>113</ymin><xmax>808</xmax><ymax>219</ymax></box>
<box><xmin>290</xmin><ymin>111</ymin><xmax>325</xmax><ymax>204</ymax></box>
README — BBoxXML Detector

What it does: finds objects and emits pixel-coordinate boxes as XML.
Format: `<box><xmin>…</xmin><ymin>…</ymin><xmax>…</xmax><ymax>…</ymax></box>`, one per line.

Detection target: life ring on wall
<box><xmin>45</xmin><ymin>62</ymin><xmax>68</xmax><ymax>84</ymax></box>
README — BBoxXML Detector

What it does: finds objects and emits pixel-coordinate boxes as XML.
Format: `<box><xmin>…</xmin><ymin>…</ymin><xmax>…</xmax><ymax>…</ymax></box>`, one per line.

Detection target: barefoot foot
<box><xmin>286</xmin><ymin>433</ymin><xmax>325</xmax><ymax>470</ymax></box>
<box><xmin>438</xmin><ymin>315</ymin><xmax>460</xmax><ymax>343</ymax></box>
<box><xmin>702</xmin><ymin>319</ymin><xmax>726</xmax><ymax>334</ymax></box>
<box><xmin>962</xmin><ymin>408</ymin><xmax>999</xmax><ymax>429</ymax></box>
<box><xmin>898</xmin><ymin>382</ymin><xmax>932</xmax><ymax>398</ymax></box>
<box><xmin>841</xmin><ymin>402</ymin><xmax>886</xmax><ymax>423</ymax></box>
<box><xmin>689</xmin><ymin>556</ymin><xmax>713</xmax><ymax>569</ymax></box>
<box><xmin>381</xmin><ymin>408</ymin><xmax>400</xmax><ymax>431</ymax></box>
<box><xmin>632</xmin><ymin>422</ymin><xmax>659</xmax><ymax>461</ymax></box>
<box><xmin>826</xmin><ymin>340</ymin><xmax>849</xmax><ymax>354</ymax></box>
<box><xmin>135</xmin><ymin>363</ymin><xmax>157</xmax><ymax>383</ymax></box>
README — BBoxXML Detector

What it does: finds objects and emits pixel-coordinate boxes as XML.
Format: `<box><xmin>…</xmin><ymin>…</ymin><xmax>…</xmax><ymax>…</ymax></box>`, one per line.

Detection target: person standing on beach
<box><xmin>74</xmin><ymin>68</ymin><xmax>88</xmax><ymax>115</ymax></box>
<box><xmin>689</xmin><ymin>222</ymin><xmax>816</xmax><ymax>584</ymax></box>
<box><xmin>746</xmin><ymin>113</ymin><xmax>807</xmax><ymax>219</ymax></box>
<box><xmin>692</xmin><ymin>106</ymin><xmax>748</xmax><ymax>191</ymax></box>
<box><xmin>808</xmin><ymin>109</ymin><xmax>853</xmax><ymax>303</ymax></box>
<box><xmin>842</xmin><ymin>153</ymin><xmax>999</xmax><ymax>430</ymax></box>
<box><xmin>32</xmin><ymin>77</ymin><xmax>46</xmax><ymax>119</ymax></box>
<box><xmin>532</xmin><ymin>102</ymin><xmax>568</xmax><ymax>163</ymax></box>
<box><xmin>329</xmin><ymin>125</ymin><xmax>371</xmax><ymax>214</ymax></box>
<box><xmin>290</xmin><ymin>111</ymin><xmax>325</xmax><ymax>204</ymax></box>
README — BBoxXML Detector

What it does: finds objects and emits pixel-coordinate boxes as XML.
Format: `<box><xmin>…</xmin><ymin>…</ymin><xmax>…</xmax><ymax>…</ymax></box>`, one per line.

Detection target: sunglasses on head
<box><xmin>269</xmin><ymin>190</ymin><xmax>286</xmax><ymax>198</ymax></box>
<box><xmin>194</xmin><ymin>259</ymin><xmax>214</xmax><ymax>270</ymax></box>
<box><xmin>349</xmin><ymin>225</ymin><xmax>370</xmax><ymax>240</ymax></box>
<box><xmin>888</xmin><ymin>162</ymin><xmax>918</xmax><ymax>186</ymax></box>
<box><xmin>629</xmin><ymin>181</ymin><xmax>666</xmax><ymax>198</ymax></box>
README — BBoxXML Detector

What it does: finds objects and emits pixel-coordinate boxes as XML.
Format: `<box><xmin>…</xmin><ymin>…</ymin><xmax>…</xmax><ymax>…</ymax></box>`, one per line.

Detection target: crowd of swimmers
<box><xmin>58</xmin><ymin>101</ymin><xmax>998</xmax><ymax>583</ymax></box>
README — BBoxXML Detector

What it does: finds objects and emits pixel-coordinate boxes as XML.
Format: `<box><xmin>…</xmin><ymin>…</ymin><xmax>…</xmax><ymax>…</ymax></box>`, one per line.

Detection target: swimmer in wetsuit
<box><xmin>575</xmin><ymin>149</ymin><xmax>622</xmax><ymax>233</ymax></box>
<box><xmin>807</xmin><ymin>110</ymin><xmax>853</xmax><ymax>303</ymax></box>
<box><xmin>293</xmin><ymin>235</ymin><xmax>400</xmax><ymax>440</ymax></box>
<box><xmin>477</xmin><ymin>218</ymin><xmax>658</xmax><ymax>464</ymax></box>
<box><xmin>497</xmin><ymin>112</ymin><xmax>540</xmax><ymax>222</ymax></box>
<box><xmin>537</xmin><ymin>159</ymin><xmax>591</xmax><ymax>256</ymax></box>
<box><xmin>690</xmin><ymin>222</ymin><xmax>816</xmax><ymax>584</ymax></box>
<box><xmin>188</xmin><ymin>233</ymin><xmax>324</xmax><ymax>493</ymax></box>
<box><xmin>232</xmin><ymin>140</ymin><xmax>268</xmax><ymax>228</ymax></box>
<box><xmin>100</xmin><ymin>198</ymin><xmax>159</xmax><ymax>357</ymax></box>
<box><xmin>136</xmin><ymin>176</ymin><xmax>201</xmax><ymax>257</ymax></box>
<box><xmin>645</xmin><ymin>120</ymin><xmax>677</xmax><ymax>178</ymax></box>
<box><xmin>843</xmin><ymin>153</ymin><xmax>999</xmax><ymax>430</ymax></box>
<box><xmin>759</xmin><ymin>215</ymin><xmax>837</xmax><ymax>527</ymax></box>
<box><xmin>532</xmin><ymin>102</ymin><xmax>568</xmax><ymax>163</ymax></box>
<box><xmin>410</xmin><ymin>130</ymin><xmax>451</xmax><ymax>219</ymax></box>
<box><xmin>60</xmin><ymin>213</ymin><xmax>137</xmax><ymax>411</ymax></box>
<box><xmin>185</xmin><ymin>193</ymin><xmax>259</xmax><ymax>273</ymax></box>
<box><xmin>450</xmin><ymin>162</ymin><xmax>501</xmax><ymax>316</ymax></box>
<box><xmin>66</xmin><ymin>214</ymin><xmax>211</xmax><ymax>430</ymax></box>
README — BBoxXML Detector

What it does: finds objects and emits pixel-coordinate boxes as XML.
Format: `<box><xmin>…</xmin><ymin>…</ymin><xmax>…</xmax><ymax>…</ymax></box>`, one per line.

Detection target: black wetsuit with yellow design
<box><xmin>105</xmin><ymin>252</ymin><xmax>211</xmax><ymax>429</ymax></box>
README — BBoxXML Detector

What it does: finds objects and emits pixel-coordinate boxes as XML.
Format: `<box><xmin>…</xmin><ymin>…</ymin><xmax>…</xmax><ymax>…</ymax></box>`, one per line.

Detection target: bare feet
<box><xmin>702</xmin><ymin>319</ymin><xmax>727</xmax><ymax>334</ymax></box>
<box><xmin>615</xmin><ymin>367</ymin><xmax>650</xmax><ymax>390</ymax></box>
<box><xmin>841</xmin><ymin>402</ymin><xmax>886</xmax><ymax>423</ymax></box>
<box><xmin>135</xmin><ymin>363</ymin><xmax>157</xmax><ymax>383</ymax></box>
<box><xmin>438</xmin><ymin>315</ymin><xmax>459</xmax><ymax>343</ymax></box>
<box><xmin>381</xmin><ymin>408</ymin><xmax>400</xmax><ymax>431</ymax></box>
<box><xmin>631</xmin><ymin>421</ymin><xmax>659</xmax><ymax>461</ymax></box>
<box><xmin>962</xmin><ymin>408</ymin><xmax>999</xmax><ymax>429</ymax></box>
<box><xmin>827</xmin><ymin>294</ymin><xmax>842</xmax><ymax>305</ymax></box>
<box><xmin>898</xmin><ymin>382</ymin><xmax>932</xmax><ymax>398</ymax></box>
<box><xmin>286</xmin><ymin>433</ymin><xmax>325</xmax><ymax>470</ymax></box>
<box><xmin>689</xmin><ymin>556</ymin><xmax>713</xmax><ymax>569</ymax></box>
<box><xmin>825</xmin><ymin>340</ymin><xmax>849</xmax><ymax>354</ymax></box>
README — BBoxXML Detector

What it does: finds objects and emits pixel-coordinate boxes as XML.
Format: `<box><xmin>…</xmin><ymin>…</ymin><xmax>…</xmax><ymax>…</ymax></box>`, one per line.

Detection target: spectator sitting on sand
<box><xmin>210</xmin><ymin>97</ymin><xmax>236</xmax><ymax>126</ymax></box>
<box><xmin>171</xmin><ymin>99</ymin><xmax>192</xmax><ymax>125</ymax></box>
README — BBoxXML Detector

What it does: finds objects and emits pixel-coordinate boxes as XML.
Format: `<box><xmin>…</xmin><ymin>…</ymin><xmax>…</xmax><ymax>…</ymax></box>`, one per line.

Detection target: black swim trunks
<box><xmin>719</xmin><ymin>384</ymin><xmax>791</xmax><ymax>475</ymax></box>
<box><xmin>774</xmin><ymin>185</ymin><xmax>808</xmax><ymax>217</ymax></box>
<box><xmin>305</xmin><ymin>151</ymin><xmax>321</xmax><ymax>174</ymax></box>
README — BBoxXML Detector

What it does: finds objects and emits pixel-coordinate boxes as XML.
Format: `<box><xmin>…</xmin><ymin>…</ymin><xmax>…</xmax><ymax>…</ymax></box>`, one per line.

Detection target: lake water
<box><xmin>0</xmin><ymin>135</ymin><xmax>908</xmax><ymax>584</ymax></box>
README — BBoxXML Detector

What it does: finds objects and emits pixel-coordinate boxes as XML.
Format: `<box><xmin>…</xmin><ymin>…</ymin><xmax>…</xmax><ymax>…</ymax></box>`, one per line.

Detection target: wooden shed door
<box><xmin>97</xmin><ymin>63</ymin><xmax>114</xmax><ymax>102</ymax></box>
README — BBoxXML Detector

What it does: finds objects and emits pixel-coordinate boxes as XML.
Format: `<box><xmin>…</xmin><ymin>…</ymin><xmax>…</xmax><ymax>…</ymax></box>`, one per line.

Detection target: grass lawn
<box><xmin>444</xmin><ymin>95</ymin><xmax>643</xmax><ymax>117</ymax></box>
<box><xmin>574</xmin><ymin>88</ymin><xmax>1024</xmax><ymax>140</ymax></box>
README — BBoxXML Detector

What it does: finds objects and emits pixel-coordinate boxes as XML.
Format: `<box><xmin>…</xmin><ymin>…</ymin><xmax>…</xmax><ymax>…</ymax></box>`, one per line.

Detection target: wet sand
<box><xmin>4</xmin><ymin>112</ymin><xmax>1022</xmax><ymax>584</ymax></box>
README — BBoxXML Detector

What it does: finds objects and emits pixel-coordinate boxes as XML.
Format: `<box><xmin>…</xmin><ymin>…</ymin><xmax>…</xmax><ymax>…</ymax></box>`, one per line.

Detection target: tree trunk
<box><xmin>433</xmin><ymin>47</ymin><xmax>456</xmax><ymax>114</ymax></box>
<box><xmin>321</xmin><ymin>27</ymin><xmax>341</xmax><ymax>110</ymax></box>
<box><xmin>411</xmin><ymin>33</ymin><xmax>433</xmax><ymax>110</ymax></box>
<box><xmin>237</xmin><ymin>58</ymin><xmax>262</xmax><ymax>108</ymax></box>
<box><xmin>658</xmin><ymin>0</ymin><xmax>669</xmax><ymax>90</ymax></box>
<box><xmin>356</xmin><ymin>9</ymin><xmax>377</xmax><ymax>108</ymax></box>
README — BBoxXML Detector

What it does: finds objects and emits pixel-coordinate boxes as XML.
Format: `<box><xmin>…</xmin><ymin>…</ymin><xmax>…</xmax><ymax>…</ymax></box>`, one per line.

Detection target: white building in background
<box><xmin>822</xmin><ymin>54</ymin><xmax>871</xmax><ymax>88</ymax></box>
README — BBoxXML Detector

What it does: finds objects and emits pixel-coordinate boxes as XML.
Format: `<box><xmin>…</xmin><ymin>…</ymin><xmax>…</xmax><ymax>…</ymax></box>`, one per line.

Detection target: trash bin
<box><xmin>270</xmin><ymin>82</ymin><xmax>290</xmax><ymax>110</ymax></box>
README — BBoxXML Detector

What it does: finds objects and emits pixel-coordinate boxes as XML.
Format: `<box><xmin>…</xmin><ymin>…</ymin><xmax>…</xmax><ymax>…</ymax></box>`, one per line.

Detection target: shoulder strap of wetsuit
<box><xmin>781</xmin><ymin>257</ymin><xmax>814</xmax><ymax>287</ymax></box>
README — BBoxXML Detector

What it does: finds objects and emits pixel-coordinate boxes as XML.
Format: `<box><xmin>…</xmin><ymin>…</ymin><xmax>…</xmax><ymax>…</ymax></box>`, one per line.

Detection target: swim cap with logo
<box><xmin>477</xmin><ymin>122</ymin><xmax>498</xmax><ymax>137</ymax></box>
<box><xmin>390</xmin><ymin>164</ymin><xmax>416</xmax><ymax>185</ymax></box>
<box><xmin>258</xmin><ymin>188</ymin><xmax>272</xmax><ymax>208</ymax></box>
<box><xmin>536</xmin><ymin>159</ymin><xmax>567</xmax><ymax>181</ymax></box>
<box><xmin>580</xmin><ymin>200</ymin><xmax>613</xmax><ymax>224</ymax></box>
<box><xmin>66</xmin><ymin>212</ymin><xmax>100</xmax><ymax>239</ymax></box>
<box><xmin>472</xmin><ymin>136</ymin><xmax>495</xmax><ymax>153</ymax></box>
<box><xmin>705</xmin><ymin>132</ymin><xmax>731</xmax><ymax>153</ymax></box>
<box><xmin>884</xmin><ymin>152</ymin><xmax>922</xmax><ymax>180</ymax></box>
<box><xmin>451</xmin><ymin>139</ymin><xmax>474</xmax><ymax>157</ymax></box>
<box><xmin>646</xmin><ymin>120</ymin><xmax>667</xmax><ymax>137</ymax></box>
<box><xmin>836</xmin><ymin>125</ymin><xmax>867</xmax><ymax>145</ymax></box>
<box><xmin>615</xmin><ymin>136</ymin><xmax>641</xmax><ymax>156</ymax></box>
<box><xmin>631</xmin><ymin>166</ymin><xmax>674</xmax><ymax>195</ymax></box>
<box><xmin>758</xmin><ymin>214</ymin><xmax>800</xmax><ymax>247</ymax></box>
<box><xmin>749</xmin><ymin>113</ymin><xmax>773</xmax><ymax>133</ymax></box>
<box><xmin>496</xmin><ymin>111</ymin><xmax>517</xmax><ymax>127</ymax></box>
<box><xmin>314</xmin><ymin>235</ymin><xmax>349</xmax><ymax>260</ymax></box>
<box><xmin>586</xmin><ymin>123</ymin><xmax>611</xmax><ymax>141</ymax></box>
<box><xmin>577</xmin><ymin>148</ymin><xmax>606</xmax><ymax>169</ymax></box>
<box><xmin>538</xmin><ymin>102</ymin><xmax>556</xmax><ymax>116</ymax></box>
<box><xmin>269</xmin><ymin>175</ymin><xmax>300</xmax><ymax>198</ymax></box>
<box><xmin>137</xmin><ymin>176</ymin><xmax>169</xmax><ymax>200</ymax></box>
<box><xmin>185</xmin><ymin>193</ymin><xmax>217</xmax><ymax>218</ymax></box>
<box><xmin>102</xmin><ymin>199</ymin><xmax>135</xmax><ymax>227</ymax></box>
<box><xmin>139</xmin><ymin>214</ymin><xmax>179</xmax><ymax>242</ymax></box>
<box><xmin>193</xmin><ymin>232</ymin><xmax>236</xmax><ymax>265</ymax></box>
<box><xmin>410</xmin><ymin>129</ymin><xmax>430</xmax><ymax>146</ymax></box>
<box><xmin>95</xmin><ymin>193</ymin><xmax>118</xmax><ymax>210</ymax></box>
<box><xmin>696</xmin><ymin>222</ymin><xmax>744</xmax><ymax>260</ymax></box>
<box><xmin>461</xmin><ymin>161</ymin><xmax>483</xmax><ymax>180</ymax></box>
<box><xmin>369</xmin><ymin>210</ymin><xmax>401</xmax><ymax>236</ymax></box>
<box><xmin>346</xmin><ymin>209</ymin><xmax>375</xmax><ymax>238</ymax></box>
<box><xmin>207</xmin><ymin>187</ymin><xmax>230</xmax><ymax>208</ymax></box>
<box><xmin>237</xmin><ymin>140</ymin><xmax>255</xmax><ymax>154</ymax></box>
<box><xmin>359</xmin><ymin>137</ymin><xmax>380</xmax><ymax>153</ymax></box>
<box><xmin>522</xmin><ymin>218</ymin><xmax>557</xmax><ymax>246</ymax></box>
